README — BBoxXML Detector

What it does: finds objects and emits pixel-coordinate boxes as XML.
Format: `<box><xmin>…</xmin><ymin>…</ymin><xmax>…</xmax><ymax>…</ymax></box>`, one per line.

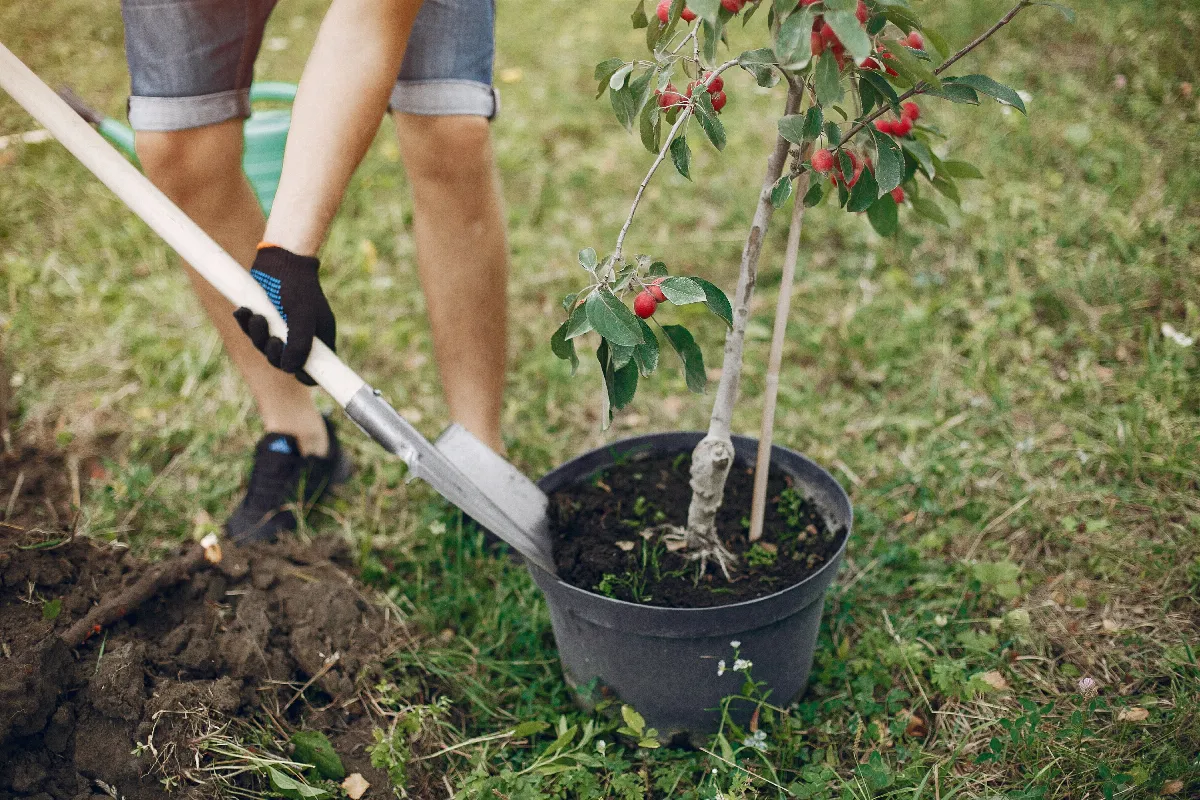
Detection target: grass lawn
<box><xmin>2</xmin><ymin>0</ymin><xmax>1199</xmax><ymax>797</ymax></box>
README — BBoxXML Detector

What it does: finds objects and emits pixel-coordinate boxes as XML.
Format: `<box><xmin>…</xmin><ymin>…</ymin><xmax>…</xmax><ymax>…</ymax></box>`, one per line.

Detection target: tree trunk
<box><xmin>682</xmin><ymin>83</ymin><xmax>803</xmax><ymax>568</ymax></box>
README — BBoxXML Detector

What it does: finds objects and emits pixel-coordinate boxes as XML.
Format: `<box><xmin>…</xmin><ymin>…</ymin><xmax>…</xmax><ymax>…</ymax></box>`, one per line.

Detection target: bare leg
<box><xmin>134</xmin><ymin>121</ymin><xmax>329</xmax><ymax>455</ymax></box>
<box><xmin>393</xmin><ymin>114</ymin><xmax>508</xmax><ymax>453</ymax></box>
<box><xmin>263</xmin><ymin>0</ymin><xmax>422</xmax><ymax>255</ymax></box>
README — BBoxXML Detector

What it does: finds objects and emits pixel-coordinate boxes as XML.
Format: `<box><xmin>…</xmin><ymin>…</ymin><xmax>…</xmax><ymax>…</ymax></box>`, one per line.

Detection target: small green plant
<box><xmin>746</xmin><ymin>543</ymin><xmax>778</xmax><ymax>567</ymax></box>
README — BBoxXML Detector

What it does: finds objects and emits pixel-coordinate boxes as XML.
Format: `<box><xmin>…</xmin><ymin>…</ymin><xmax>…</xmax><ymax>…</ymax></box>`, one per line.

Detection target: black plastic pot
<box><xmin>529</xmin><ymin>432</ymin><xmax>853</xmax><ymax>739</ymax></box>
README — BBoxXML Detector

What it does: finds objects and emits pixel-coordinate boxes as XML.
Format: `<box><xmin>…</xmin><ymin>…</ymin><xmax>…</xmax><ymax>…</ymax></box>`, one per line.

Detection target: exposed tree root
<box><xmin>60</xmin><ymin>543</ymin><xmax>211</xmax><ymax>647</ymax></box>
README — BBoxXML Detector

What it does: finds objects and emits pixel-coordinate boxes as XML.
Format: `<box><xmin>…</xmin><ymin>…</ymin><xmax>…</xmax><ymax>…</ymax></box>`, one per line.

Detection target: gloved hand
<box><xmin>233</xmin><ymin>245</ymin><xmax>336</xmax><ymax>386</ymax></box>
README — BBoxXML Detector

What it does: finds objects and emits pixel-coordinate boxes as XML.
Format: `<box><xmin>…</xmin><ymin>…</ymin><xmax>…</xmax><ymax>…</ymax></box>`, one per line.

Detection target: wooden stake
<box><xmin>748</xmin><ymin>168</ymin><xmax>810</xmax><ymax>542</ymax></box>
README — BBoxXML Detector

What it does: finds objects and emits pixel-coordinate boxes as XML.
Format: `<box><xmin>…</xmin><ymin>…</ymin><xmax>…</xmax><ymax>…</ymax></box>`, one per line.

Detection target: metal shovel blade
<box><xmin>434</xmin><ymin>423</ymin><xmax>551</xmax><ymax>545</ymax></box>
<box><xmin>344</xmin><ymin>387</ymin><xmax>556</xmax><ymax>574</ymax></box>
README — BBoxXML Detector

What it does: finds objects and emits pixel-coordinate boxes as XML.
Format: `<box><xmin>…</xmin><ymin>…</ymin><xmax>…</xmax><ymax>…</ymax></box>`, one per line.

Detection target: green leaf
<box><xmin>633</xmin><ymin>318</ymin><xmax>660</xmax><ymax>375</ymax></box>
<box><xmin>802</xmin><ymin>180</ymin><xmax>825</xmax><ymax>207</ymax></box>
<box><xmin>867</xmin><ymin>193</ymin><xmax>898</xmax><ymax>236</ymax></box>
<box><xmin>887</xmin><ymin>46</ymin><xmax>941</xmax><ymax>89</ymax></box>
<box><xmin>823</xmin><ymin>120</ymin><xmax>842</xmax><ymax>146</ymax></box>
<box><xmin>700</xmin><ymin>18</ymin><xmax>720</xmax><ymax>63</ymax></box>
<box><xmin>609</xmin><ymin>63</ymin><xmax>634</xmax><ymax>91</ymax></box>
<box><xmin>739</xmin><ymin>50</ymin><xmax>779</xmax><ymax>87</ymax></box>
<box><xmin>291</xmin><ymin>731</ymin><xmax>345</xmax><ymax>781</ymax></box>
<box><xmin>924</xmin><ymin>83</ymin><xmax>980</xmax><ymax>104</ymax></box>
<box><xmin>564</xmin><ymin>302</ymin><xmax>593</xmax><ymax>339</ymax></box>
<box><xmin>802</xmin><ymin>105</ymin><xmax>824</xmax><ymax>140</ymax></box>
<box><xmin>639</xmin><ymin>738</ymin><xmax>662</xmax><ymax>749</ymax></box>
<box><xmin>551</xmin><ymin>319</ymin><xmax>579</xmax><ymax>375</ymax></box>
<box><xmin>42</xmin><ymin>598</ymin><xmax>61</xmax><ymax>621</ymax></box>
<box><xmin>860</xmin><ymin>71</ymin><xmax>900</xmax><ymax>111</ymax></box>
<box><xmin>945</xmin><ymin>75</ymin><xmax>1026</xmax><ymax>113</ymax></box>
<box><xmin>824</xmin><ymin>10</ymin><xmax>872</xmax><ymax>62</ymax></box>
<box><xmin>610</xmin><ymin>343</ymin><xmax>636</xmax><ymax>370</ymax></box>
<box><xmin>911</xmin><ymin>195</ymin><xmax>948</xmax><ymax>226</ymax></box>
<box><xmin>881</xmin><ymin>5</ymin><xmax>921</xmax><ymax>34</ymax></box>
<box><xmin>901</xmin><ymin>137</ymin><xmax>935</xmax><ymax>178</ymax></box>
<box><xmin>776</xmin><ymin>8</ymin><xmax>815</xmax><ymax>67</ymax></box>
<box><xmin>595</xmin><ymin>58</ymin><xmax>625</xmax><ymax>97</ymax></box>
<box><xmin>647</xmin><ymin>261</ymin><xmax>669</xmax><ymax>277</ymax></box>
<box><xmin>595</xmin><ymin>57</ymin><xmax>626</xmax><ymax>82</ymax></box>
<box><xmin>611</xmin><ymin>359</ymin><xmax>640</xmax><ymax>409</ymax></box>
<box><xmin>639</xmin><ymin>101</ymin><xmax>660</xmax><ymax>154</ymax></box>
<box><xmin>578</xmin><ymin>247</ymin><xmax>598</xmax><ymax>271</ymax></box>
<box><xmin>659</xmin><ymin>276</ymin><xmax>706</xmax><ymax>304</ymax></box>
<box><xmin>670</xmin><ymin>135</ymin><xmax>691</xmax><ymax>180</ymax></box>
<box><xmin>267</xmin><ymin>767</ymin><xmax>328</xmax><ymax>800</ymax></box>
<box><xmin>610</xmin><ymin>85</ymin><xmax>636</xmax><ymax>130</ymax></box>
<box><xmin>770</xmin><ymin>174</ymin><xmax>793</xmax><ymax>208</ymax></box>
<box><xmin>1029</xmin><ymin>0</ymin><xmax>1076</xmax><ymax>22</ymax></box>
<box><xmin>777</xmin><ymin>114</ymin><xmax>807</xmax><ymax>145</ymax></box>
<box><xmin>693</xmin><ymin>277</ymin><xmax>733</xmax><ymax>327</ymax></box>
<box><xmin>846</xmin><ymin>166</ymin><xmax>879</xmax><ymax>212</ymax></box>
<box><xmin>869</xmin><ymin>129</ymin><xmax>903</xmax><ymax>195</ymax></box>
<box><xmin>631</xmin><ymin>0</ymin><xmax>649</xmax><ymax>28</ymax></box>
<box><xmin>662</xmin><ymin>325</ymin><xmax>707</xmax><ymax>393</ymax></box>
<box><xmin>689</xmin><ymin>0</ymin><xmax>721</xmax><ymax>26</ymax></box>
<box><xmin>512</xmin><ymin>721</ymin><xmax>551</xmax><ymax>738</ymax></box>
<box><xmin>543</xmin><ymin>723</ymin><xmax>579</xmax><ymax>757</ymax></box>
<box><xmin>738</xmin><ymin>47</ymin><xmax>775</xmax><ymax>66</ymax></box>
<box><xmin>621</xmin><ymin>705</ymin><xmax>647</xmax><ymax>736</ymax></box>
<box><xmin>629</xmin><ymin>70</ymin><xmax>657</xmax><ymax>114</ymax></box>
<box><xmin>693</xmin><ymin>92</ymin><xmax>726</xmax><ymax>151</ymax></box>
<box><xmin>942</xmin><ymin>159</ymin><xmax>984</xmax><ymax>179</ymax></box>
<box><xmin>815</xmin><ymin>52</ymin><xmax>844</xmax><ymax>107</ymax></box>
<box><xmin>923</xmin><ymin>26</ymin><xmax>951</xmax><ymax>63</ymax></box>
<box><xmin>586</xmin><ymin>289</ymin><xmax>644</xmax><ymax>347</ymax></box>
<box><xmin>932</xmin><ymin>172</ymin><xmax>961</xmax><ymax>206</ymax></box>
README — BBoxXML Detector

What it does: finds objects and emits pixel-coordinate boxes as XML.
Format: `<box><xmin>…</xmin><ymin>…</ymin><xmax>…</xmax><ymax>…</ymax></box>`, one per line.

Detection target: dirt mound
<box><xmin>0</xmin><ymin>524</ymin><xmax>404</xmax><ymax>799</ymax></box>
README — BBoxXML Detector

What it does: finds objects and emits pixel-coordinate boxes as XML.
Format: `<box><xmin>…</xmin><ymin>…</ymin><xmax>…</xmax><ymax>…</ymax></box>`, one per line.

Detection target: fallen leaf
<box><xmin>1161</xmin><ymin>779</ymin><xmax>1184</xmax><ymax>795</ymax></box>
<box><xmin>664</xmin><ymin>538</ymin><xmax>688</xmax><ymax>552</ymax></box>
<box><xmin>1101</xmin><ymin>618</ymin><xmax>1119</xmax><ymax>633</ymax></box>
<box><xmin>978</xmin><ymin>670</ymin><xmax>1009</xmax><ymax>691</ymax></box>
<box><xmin>1118</xmin><ymin>707</ymin><xmax>1149</xmax><ymax>722</ymax></box>
<box><xmin>341</xmin><ymin>773</ymin><xmax>370</xmax><ymax>799</ymax></box>
<box><xmin>616</xmin><ymin>540</ymin><xmax>636</xmax><ymax>552</ymax></box>
<box><xmin>200</xmin><ymin>533</ymin><xmax>222</xmax><ymax>565</ymax></box>
<box><xmin>901</xmin><ymin>709</ymin><xmax>928</xmax><ymax>737</ymax></box>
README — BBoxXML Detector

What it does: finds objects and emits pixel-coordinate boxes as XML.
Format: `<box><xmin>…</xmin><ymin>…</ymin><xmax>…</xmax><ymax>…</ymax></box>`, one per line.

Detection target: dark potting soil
<box><xmin>0</xmin><ymin>448</ymin><xmax>413</xmax><ymax>799</ymax></box>
<box><xmin>549</xmin><ymin>450</ymin><xmax>847</xmax><ymax>608</ymax></box>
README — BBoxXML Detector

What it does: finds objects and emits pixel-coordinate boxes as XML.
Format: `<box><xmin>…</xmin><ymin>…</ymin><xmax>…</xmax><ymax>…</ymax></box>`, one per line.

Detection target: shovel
<box><xmin>0</xmin><ymin>43</ymin><xmax>557</xmax><ymax>575</ymax></box>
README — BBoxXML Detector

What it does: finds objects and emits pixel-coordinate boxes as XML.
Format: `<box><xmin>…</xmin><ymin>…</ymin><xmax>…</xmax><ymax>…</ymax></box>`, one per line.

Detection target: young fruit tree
<box><xmin>551</xmin><ymin>0</ymin><xmax>1068</xmax><ymax>576</ymax></box>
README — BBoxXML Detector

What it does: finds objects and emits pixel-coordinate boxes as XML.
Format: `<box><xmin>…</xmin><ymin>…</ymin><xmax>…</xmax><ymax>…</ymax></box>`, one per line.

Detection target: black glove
<box><xmin>233</xmin><ymin>245</ymin><xmax>336</xmax><ymax>386</ymax></box>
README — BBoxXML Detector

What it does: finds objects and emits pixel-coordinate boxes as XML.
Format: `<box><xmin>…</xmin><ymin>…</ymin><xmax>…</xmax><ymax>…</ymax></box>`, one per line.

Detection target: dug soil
<box><xmin>549</xmin><ymin>450</ymin><xmax>847</xmax><ymax>608</ymax></box>
<box><xmin>0</xmin><ymin>447</ymin><xmax>407</xmax><ymax>800</ymax></box>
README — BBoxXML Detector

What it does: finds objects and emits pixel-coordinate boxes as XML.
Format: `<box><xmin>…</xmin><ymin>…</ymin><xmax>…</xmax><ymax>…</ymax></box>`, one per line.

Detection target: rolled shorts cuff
<box><xmin>127</xmin><ymin>88</ymin><xmax>251</xmax><ymax>131</ymax></box>
<box><xmin>388</xmin><ymin>80</ymin><xmax>499</xmax><ymax>119</ymax></box>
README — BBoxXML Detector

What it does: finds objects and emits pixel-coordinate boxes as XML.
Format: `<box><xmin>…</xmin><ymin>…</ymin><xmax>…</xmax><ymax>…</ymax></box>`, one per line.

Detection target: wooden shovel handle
<box><xmin>0</xmin><ymin>43</ymin><xmax>365</xmax><ymax>407</ymax></box>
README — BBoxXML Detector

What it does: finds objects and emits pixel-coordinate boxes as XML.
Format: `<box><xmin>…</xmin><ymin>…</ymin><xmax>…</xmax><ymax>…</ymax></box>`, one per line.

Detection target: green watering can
<box><xmin>58</xmin><ymin>82</ymin><xmax>296</xmax><ymax>214</ymax></box>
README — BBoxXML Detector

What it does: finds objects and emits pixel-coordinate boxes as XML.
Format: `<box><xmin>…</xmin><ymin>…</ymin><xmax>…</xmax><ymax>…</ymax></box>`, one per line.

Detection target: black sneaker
<box><xmin>225</xmin><ymin>417</ymin><xmax>351</xmax><ymax>545</ymax></box>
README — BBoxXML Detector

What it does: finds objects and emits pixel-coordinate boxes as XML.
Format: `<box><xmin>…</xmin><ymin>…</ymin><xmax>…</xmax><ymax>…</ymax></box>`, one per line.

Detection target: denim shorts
<box><xmin>121</xmin><ymin>0</ymin><xmax>498</xmax><ymax>131</ymax></box>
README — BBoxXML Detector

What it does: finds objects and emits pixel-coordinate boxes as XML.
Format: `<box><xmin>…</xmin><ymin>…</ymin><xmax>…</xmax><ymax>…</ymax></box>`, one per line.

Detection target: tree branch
<box><xmin>837</xmin><ymin>0</ymin><xmax>1031</xmax><ymax>148</ymax></box>
<box><xmin>705</xmin><ymin>82</ymin><xmax>803</xmax><ymax>443</ymax></box>
<box><xmin>612</xmin><ymin>58</ymin><xmax>741</xmax><ymax>264</ymax></box>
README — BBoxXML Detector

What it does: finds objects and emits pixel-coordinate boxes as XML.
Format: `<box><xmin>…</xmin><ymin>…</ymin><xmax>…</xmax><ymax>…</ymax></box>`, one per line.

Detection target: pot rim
<box><xmin>530</xmin><ymin>430</ymin><xmax>853</xmax><ymax>617</ymax></box>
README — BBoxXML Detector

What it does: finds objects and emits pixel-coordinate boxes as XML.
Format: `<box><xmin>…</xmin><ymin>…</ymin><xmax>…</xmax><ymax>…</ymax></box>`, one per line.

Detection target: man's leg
<box><xmin>133</xmin><ymin>122</ymin><xmax>330</xmax><ymax>457</ymax></box>
<box><xmin>393</xmin><ymin>113</ymin><xmax>508</xmax><ymax>453</ymax></box>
